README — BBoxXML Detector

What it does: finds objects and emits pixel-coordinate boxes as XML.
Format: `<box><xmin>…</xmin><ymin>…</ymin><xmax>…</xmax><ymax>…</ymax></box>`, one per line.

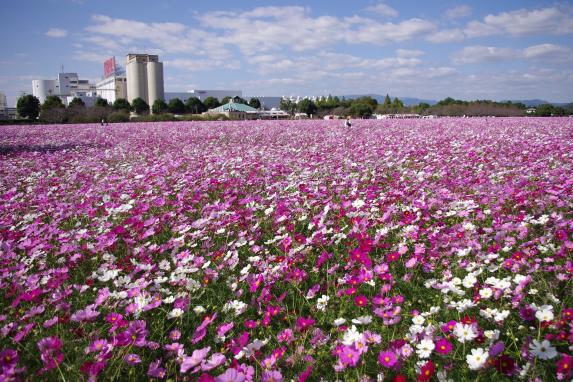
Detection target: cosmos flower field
<box><xmin>0</xmin><ymin>118</ymin><xmax>572</xmax><ymax>381</ymax></box>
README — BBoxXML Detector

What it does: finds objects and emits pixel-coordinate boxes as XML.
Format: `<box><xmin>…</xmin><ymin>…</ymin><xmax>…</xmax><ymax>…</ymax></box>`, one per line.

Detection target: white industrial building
<box><xmin>32</xmin><ymin>73</ymin><xmax>97</xmax><ymax>104</ymax></box>
<box><xmin>96</xmin><ymin>75</ymin><xmax>127</xmax><ymax>105</ymax></box>
<box><xmin>125</xmin><ymin>54</ymin><xmax>164</xmax><ymax>106</ymax></box>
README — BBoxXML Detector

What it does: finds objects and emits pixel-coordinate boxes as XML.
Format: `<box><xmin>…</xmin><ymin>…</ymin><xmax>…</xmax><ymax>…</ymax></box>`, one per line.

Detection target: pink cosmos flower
<box><xmin>244</xmin><ymin>320</ymin><xmax>258</xmax><ymax>329</ymax></box>
<box><xmin>262</xmin><ymin>370</ymin><xmax>283</xmax><ymax>382</ymax></box>
<box><xmin>354</xmin><ymin>295</ymin><xmax>368</xmax><ymax>307</ymax></box>
<box><xmin>339</xmin><ymin>346</ymin><xmax>360</xmax><ymax>367</ymax></box>
<box><xmin>215</xmin><ymin>368</ymin><xmax>246</xmax><ymax>382</ymax></box>
<box><xmin>181</xmin><ymin>346</ymin><xmax>211</xmax><ymax>373</ymax></box>
<box><xmin>295</xmin><ymin>317</ymin><xmax>315</xmax><ymax>332</ymax></box>
<box><xmin>435</xmin><ymin>338</ymin><xmax>453</xmax><ymax>355</ymax></box>
<box><xmin>378</xmin><ymin>350</ymin><xmax>397</xmax><ymax>368</ymax></box>
<box><xmin>277</xmin><ymin>328</ymin><xmax>293</xmax><ymax>343</ymax></box>
<box><xmin>148</xmin><ymin>359</ymin><xmax>166</xmax><ymax>379</ymax></box>
<box><xmin>169</xmin><ymin>329</ymin><xmax>181</xmax><ymax>341</ymax></box>
<box><xmin>123</xmin><ymin>353</ymin><xmax>141</xmax><ymax>366</ymax></box>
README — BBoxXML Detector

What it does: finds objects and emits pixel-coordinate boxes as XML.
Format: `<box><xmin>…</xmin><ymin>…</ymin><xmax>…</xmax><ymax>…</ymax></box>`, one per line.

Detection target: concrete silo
<box><xmin>125</xmin><ymin>54</ymin><xmax>164</xmax><ymax>108</ymax></box>
<box><xmin>146</xmin><ymin>60</ymin><xmax>164</xmax><ymax>107</ymax></box>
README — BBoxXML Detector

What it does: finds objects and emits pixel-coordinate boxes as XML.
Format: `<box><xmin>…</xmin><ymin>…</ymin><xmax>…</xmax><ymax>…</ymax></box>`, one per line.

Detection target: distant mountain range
<box><xmin>340</xmin><ymin>94</ymin><xmax>571</xmax><ymax>108</ymax></box>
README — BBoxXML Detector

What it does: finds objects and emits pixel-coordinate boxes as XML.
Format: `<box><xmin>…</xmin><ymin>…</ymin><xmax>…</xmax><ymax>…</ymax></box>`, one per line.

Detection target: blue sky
<box><xmin>1</xmin><ymin>0</ymin><xmax>573</xmax><ymax>106</ymax></box>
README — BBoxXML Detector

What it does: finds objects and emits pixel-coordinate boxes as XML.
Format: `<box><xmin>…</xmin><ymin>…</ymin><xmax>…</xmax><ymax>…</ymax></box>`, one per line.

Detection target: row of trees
<box><xmin>280</xmin><ymin>95</ymin><xmax>408</xmax><ymax>118</ymax></box>
<box><xmin>279</xmin><ymin>95</ymin><xmax>573</xmax><ymax>118</ymax></box>
<box><xmin>16</xmin><ymin>94</ymin><xmax>264</xmax><ymax>123</ymax></box>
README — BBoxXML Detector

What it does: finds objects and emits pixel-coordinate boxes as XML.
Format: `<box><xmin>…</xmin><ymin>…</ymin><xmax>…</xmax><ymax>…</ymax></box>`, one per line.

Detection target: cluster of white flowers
<box><xmin>480</xmin><ymin>308</ymin><xmax>510</xmax><ymax>323</ymax></box>
<box><xmin>167</xmin><ymin>308</ymin><xmax>184</xmax><ymax>319</ymax></box>
<box><xmin>453</xmin><ymin>323</ymin><xmax>478</xmax><ymax>343</ymax></box>
<box><xmin>316</xmin><ymin>295</ymin><xmax>330</xmax><ymax>311</ymax></box>
<box><xmin>416</xmin><ymin>338</ymin><xmax>435</xmax><ymax>359</ymax></box>
<box><xmin>222</xmin><ymin>300</ymin><xmax>248</xmax><ymax>316</ymax></box>
<box><xmin>447</xmin><ymin>299</ymin><xmax>476</xmax><ymax>312</ymax></box>
<box><xmin>341</xmin><ymin>325</ymin><xmax>363</xmax><ymax>346</ymax></box>
<box><xmin>534</xmin><ymin>305</ymin><xmax>554</xmax><ymax>322</ymax></box>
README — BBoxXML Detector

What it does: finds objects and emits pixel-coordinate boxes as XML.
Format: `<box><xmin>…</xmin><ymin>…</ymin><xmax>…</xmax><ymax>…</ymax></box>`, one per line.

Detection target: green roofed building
<box><xmin>205</xmin><ymin>99</ymin><xmax>259</xmax><ymax>120</ymax></box>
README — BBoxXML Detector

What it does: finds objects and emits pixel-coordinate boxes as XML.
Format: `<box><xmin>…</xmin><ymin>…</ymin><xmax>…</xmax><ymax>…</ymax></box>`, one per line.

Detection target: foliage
<box><xmin>349</xmin><ymin>102</ymin><xmax>374</xmax><ymax>118</ymax></box>
<box><xmin>16</xmin><ymin>94</ymin><xmax>40</xmax><ymax>120</ymax></box>
<box><xmin>94</xmin><ymin>97</ymin><xmax>109</xmax><ymax>108</ymax></box>
<box><xmin>42</xmin><ymin>95</ymin><xmax>65</xmax><ymax>111</ymax></box>
<box><xmin>131</xmin><ymin>97</ymin><xmax>150</xmax><ymax>115</ymax></box>
<box><xmin>297</xmin><ymin>99</ymin><xmax>318</xmax><ymax>116</ymax></box>
<box><xmin>167</xmin><ymin>98</ymin><xmax>185</xmax><ymax>114</ymax></box>
<box><xmin>279</xmin><ymin>99</ymin><xmax>297</xmax><ymax>115</ymax></box>
<box><xmin>68</xmin><ymin>97</ymin><xmax>86</xmax><ymax>108</ymax></box>
<box><xmin>151</xmin><ymin>99</ymin><xmax>169</xmax><ymax>115</ymax></box>
<box><xmin>535</xmin><ymin>104</ymin><xmax>566</xmax><ymax>117</ymax></box>
<box><xmin>106</xmin><ymin>111</ymin><xmax>131</xmax><ymax>123</ymax></box>
<box><xmin>185</xmin><ymin>97</ymin><xmax>206</xmax><ymax>114</ymax></box>
<box><xmin>113</xmin><ymin>98</ymin><xmax>131</xmax><ymax>112</ymax></box>
<box><xmin>203</xmin><ymin>97</ymin><xmax>221</xmax><ymax>110</ymax></box>
<box><xmin>248</xmin><ymin>97</ymin><xmax>261</xmax><ymax>109</ymax></box>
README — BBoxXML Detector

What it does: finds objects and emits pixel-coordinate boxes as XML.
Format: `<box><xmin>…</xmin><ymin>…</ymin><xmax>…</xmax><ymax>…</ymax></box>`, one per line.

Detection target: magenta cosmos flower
<box><xmin>378</xmin><ymin>350</ymin><xmax>397</xmax><ymax>367</ymax></box>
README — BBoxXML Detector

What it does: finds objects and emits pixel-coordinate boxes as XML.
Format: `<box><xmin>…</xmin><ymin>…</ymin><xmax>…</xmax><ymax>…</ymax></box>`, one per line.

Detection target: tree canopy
<box><xmin>185</xmin><ymin>97</ymin><xmax>206</xmax><ymax>114</ymax></box>
<box><xmin>167</xmin><ymin>98</ymin><xmax>185</xmax><ymax>114</ymax></box>
<box><xmin>151</xmin><ymin>99</ymin><xmax>169</xmax><ymax>115</ymax></box>
<box><xmin>297</xmin><ymin>99</ymin><xmax>318</xmax><ymax>116</ymax></box>
<box><xmin>68</xmin><ymin>97</ymin><xmax>86</xmax><ymax>108</ymax></box>
<box><xmin>203</xmin><ymin>97</ymin><xmax>220</xmax><ymax>110</ymax></box>
<box><xmin>94</xmin><ymin>97</ymin><xmax>109</xmax><ymax>107</ymax></box>
<box><xmin>131</xmin><ymin>97</ymin><xmax>150</xmax><ymax>115</ymax></box>
<box><xmin>42</xmin><ymin>95</ymin><xmax>64</xmax><ymax>110</ymax></box>
<box><xmin>16</xmin><ymin>95</ymin><xmax>40</xmax><ymax>120</ymax></box>
<box><xmin>248</xmin><ymin>98</ymin><xmax>261</xmax><ymax>109</ymax></box>
<box><xmin>113</xmin><ymin>98</ymin><xmax>131</xmax><ymax>112</ymax></box>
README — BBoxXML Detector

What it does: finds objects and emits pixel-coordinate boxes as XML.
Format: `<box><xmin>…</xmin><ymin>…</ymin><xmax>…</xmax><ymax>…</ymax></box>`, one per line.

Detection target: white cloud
<box><xmin>247</xmin><ymin>51</ymin><xmax>422</xmax><ymax>76</ymax></box>
<box><xmin>426</xmin><ymin>28</ymin><xmax>465</xmax><ymax>43</ymax></box>
<box><xmin>464</xmin><ymin>7</ymin><xmax>573</xmax><ymax>37</ymax></box>
<box><xmin>453</xmin><ymin>43</ymin><xmax>572</xmax><ymax>64</ymax></box>
<box><xmin>164</xmin><ymin>58</ymin><xmax>241</xmax><ymax>71</ymax></box>
<box><xmin>45</xmin><ymin>28</ymin><xmax>68</xmax><ymax>38</ymax></box>
<box><xmin>453</xmin><ymin>46</ymin><xmax>518</xmax><ymax>64</ymax></box>
<box><xmin>395</xmin><ymin>49</ymin><xmax>425</xmax><ymax>58</ymax></box>
<box><xmin>365</xmin><ymin>3</ymin><xmax>399</xmax><ymax>18</ymax></box>
<box><xmin>445</xmin><ymin>5</ymin><xmax>472</xmax><ymax>19</ymax></box>
<box><xmin>522</xmin><ymin>44</ymin><xmax>572</xmax><ymax>60</ymax></box>
<box><xmin>345</xmin><ymin>16</ymin><xmax>436</xmax><ymax>44</ymax></box>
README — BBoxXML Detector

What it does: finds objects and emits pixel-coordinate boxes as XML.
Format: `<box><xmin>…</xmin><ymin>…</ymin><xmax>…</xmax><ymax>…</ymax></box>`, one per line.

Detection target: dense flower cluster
<box><xmin>0</xmin><ymin>118</ymin><xmax>572</xmax><ymax>381</ymax></box>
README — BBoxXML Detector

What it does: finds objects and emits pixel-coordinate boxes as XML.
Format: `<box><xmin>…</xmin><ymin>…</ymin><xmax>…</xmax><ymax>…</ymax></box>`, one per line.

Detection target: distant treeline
<box><xmin>281</xmin><ymin>95</ymin><xmax>573</xmax><ymax>118</ymax></box>
<box><xmin>14</xmin><ymin>95</ymin><xmax>243</xmax><ymax>124</ymax></box>
<box><xmin>12</xmin><ymin>94</ymin><xmax>573</xmax><ymax>124</ymax></box>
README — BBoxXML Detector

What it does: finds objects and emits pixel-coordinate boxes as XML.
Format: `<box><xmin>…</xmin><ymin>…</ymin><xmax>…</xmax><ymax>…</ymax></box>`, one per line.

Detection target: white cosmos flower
<box><xmin>193</xmin><ymin>306</ymin><xmax>206</xmax><ymax>314</ymax></box>
<box><xmin>453</xmin><ymin>323</ymin><xmax>477</xmax><ymax>343</ymax></box>
<box><xmin>167</xmin><ymin>308</ymin><xmax>184</xmax><ymax>319</ymax></box>
<box><xmin>412</xmin><ymin>315</ymin><xmax>425</xmax><ymax>325</ymax></box>
<box><xmin>479</xmin><ymin>287</ymin><xmax>493</xmax><ymax>299</ymax></box>
<box><xmin>333</xmin><ymin>318</ymin><xmax>346</xmax><ymax>327</ymax></box>
<box><xmin>316</xmin><ymin>295</ymin><xmax>330</xmax><ymax>311</ymax></box>
<box><xmin>466</xmin><ymin>348</ymin><xmax>488</xmax><ymax>370</ymax></box>
<box><xmin>352</xmin><ymin>199</ymin><xmax>365</xmax><ymax>209</ymax></box>
<box><xmin>351</xmin><ymin>315</ymin><xmax>372</xmax><ymax>325</ymax></box>
<box><xmin>416</xmin><ymin>338</ymin><xmax>435</xmax><ymax>359</ymax></box>
<box><xmin>342</xmin><ymin>325</ymin><xmax>363</xmax><ymax>345</ymax></box>
<box><xmin>462</xmin><ymin>274</ymin><xmax>477</xmax><ymax>288</ymax></box>
<box><xmin>535</xmin><ymin>306</ymin><xmax>554</xmax><ymax>322</ymax></box>
<box><xmin>529</xmin><ymin>339</ymin><xmax>557</xmax><ymax>360</ymax></box>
